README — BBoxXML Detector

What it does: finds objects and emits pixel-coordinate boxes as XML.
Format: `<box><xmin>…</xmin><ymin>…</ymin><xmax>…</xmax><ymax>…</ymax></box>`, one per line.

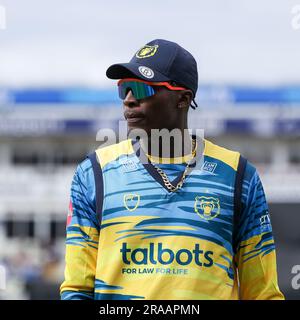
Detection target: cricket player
<box><xmin>60</xmin><ymin>39</ymin><xmax>284</xmax><ymax>300</ymax></box>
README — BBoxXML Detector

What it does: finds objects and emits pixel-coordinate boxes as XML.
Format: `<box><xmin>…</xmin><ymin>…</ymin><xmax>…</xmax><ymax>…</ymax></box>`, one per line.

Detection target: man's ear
<box><xmin>178</xmin><ymin>90</ymin><xmax>193</xmax><ymax>109</ymax></box>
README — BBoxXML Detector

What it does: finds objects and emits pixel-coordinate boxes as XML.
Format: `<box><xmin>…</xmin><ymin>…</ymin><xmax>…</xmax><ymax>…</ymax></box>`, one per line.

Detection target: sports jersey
<box><xmin>60</xmin><ymin>138</ymin><xmax>284</xmax><ymax>300</ymax></box>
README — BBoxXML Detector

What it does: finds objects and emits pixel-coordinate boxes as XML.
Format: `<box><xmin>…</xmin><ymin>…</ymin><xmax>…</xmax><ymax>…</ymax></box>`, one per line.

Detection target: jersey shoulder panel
<box><xmin>95</xmin><ymin>139</ymin><xmax>134</xmax><ymax>169</ymax></box>
<box><xmin>204</xmin><ymin>139</ymin><xmax>240</xmax><ymax>171</ymax></box>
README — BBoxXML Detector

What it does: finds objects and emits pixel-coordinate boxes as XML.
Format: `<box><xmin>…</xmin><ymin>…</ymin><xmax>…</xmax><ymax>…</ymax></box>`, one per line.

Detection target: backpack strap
<box><xmin>87</xmin><ymin>151</ymin><xmax>104</xmax><ymax>226</ymax></box>
<box><xmin>233</xmin><ymin>155</ymin><xmax>248</xmax><ymax>254</ymax></box>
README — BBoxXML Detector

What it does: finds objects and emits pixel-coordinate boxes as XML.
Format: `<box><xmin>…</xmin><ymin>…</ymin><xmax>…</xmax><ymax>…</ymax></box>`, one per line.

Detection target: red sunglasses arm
<box><xmin>117</xmin><ymin>78</ymin><xmax>186</xmax><ymax>91</ymax></box>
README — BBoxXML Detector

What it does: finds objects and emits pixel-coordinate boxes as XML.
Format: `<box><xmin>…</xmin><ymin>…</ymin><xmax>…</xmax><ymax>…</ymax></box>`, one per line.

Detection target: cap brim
<box><xmin>106</xmin><ymin>62</ymin><xmax>170</xmax><ymax>82</ymax></box>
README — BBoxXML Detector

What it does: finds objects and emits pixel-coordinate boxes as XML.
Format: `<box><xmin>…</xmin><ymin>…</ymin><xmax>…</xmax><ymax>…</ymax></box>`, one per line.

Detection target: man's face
<box><xmin>123</xmin><ymin>84</ymin><xmax>181</xmax><ymax>135</ymax></box>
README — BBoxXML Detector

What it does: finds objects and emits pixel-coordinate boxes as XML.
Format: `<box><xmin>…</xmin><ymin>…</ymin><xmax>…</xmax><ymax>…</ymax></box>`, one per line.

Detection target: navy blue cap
<box><xmin>106</xmin><ymin>39</ymin><xmax>198</xmax><ymax>98</ymax></box>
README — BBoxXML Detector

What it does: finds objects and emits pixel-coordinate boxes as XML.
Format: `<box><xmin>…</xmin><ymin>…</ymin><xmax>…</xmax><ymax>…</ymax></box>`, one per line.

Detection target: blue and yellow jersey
<box><xmin>60</xmin><ymin>138</ymin><xmax>284</xmax><ymax>300</ymax></box>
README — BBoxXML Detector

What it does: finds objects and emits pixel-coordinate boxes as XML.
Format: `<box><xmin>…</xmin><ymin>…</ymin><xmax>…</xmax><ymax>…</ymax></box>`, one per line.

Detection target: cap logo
<box><xmin>136</xmin><ymin>45</ymin><xmax>158</xmax><ymax>59</ymax></box>
<box><xmin>138</xmin><ymin>66</ymin><xmax>154</xmax><ymax>79</ymax></box>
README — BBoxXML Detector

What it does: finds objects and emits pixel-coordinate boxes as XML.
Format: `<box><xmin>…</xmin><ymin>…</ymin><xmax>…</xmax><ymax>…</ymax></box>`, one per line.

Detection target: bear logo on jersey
<box><xmin>194</xmin><ymin>196</ymin><xmax>220</xmax><ymax>220</ymax></box>
<box><xmin>135</xmin><ymin>45</ymin><xmax>158</xmax><ymax>58</ymax></box>
<box><xmin>124</xmin><ymin>194</ymin><xmax>140</xmax><ymax>212</ymax></box>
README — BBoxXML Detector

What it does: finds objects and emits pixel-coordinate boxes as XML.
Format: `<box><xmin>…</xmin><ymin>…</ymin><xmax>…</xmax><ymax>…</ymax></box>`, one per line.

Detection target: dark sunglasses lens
<box><xmin>118</xmin><ymin>81</ymin><xmax>155</xmax><ymax>100</ymax></box>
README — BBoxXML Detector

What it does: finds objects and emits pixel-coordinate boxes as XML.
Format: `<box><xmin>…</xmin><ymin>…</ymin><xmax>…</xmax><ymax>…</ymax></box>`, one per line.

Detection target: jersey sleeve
<box><xmin>60</xmin><ymin>158</ymin><xmax>100</xmax><ymax>300</ymax></box>
<box><xmin>234</xmin><ymin>162</ymin><xmax>284</xmax><ymax>300</ymax></box>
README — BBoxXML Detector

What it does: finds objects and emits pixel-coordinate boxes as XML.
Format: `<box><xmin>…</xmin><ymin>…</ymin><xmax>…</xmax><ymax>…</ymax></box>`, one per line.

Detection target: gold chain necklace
<box><xmin>150</xmin><ymin>139</ymin><xmax>197</xmax><ymax>192</ymax></box>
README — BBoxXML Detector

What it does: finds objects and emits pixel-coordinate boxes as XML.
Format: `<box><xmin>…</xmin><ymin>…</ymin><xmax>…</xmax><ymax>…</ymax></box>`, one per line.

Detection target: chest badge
<box><xmin>124</xmin><ymin>194</ymin><xmax>140</xmax><ymax>212</ymax></box>
<box><xmin>194</xmin><ymin>196</ymin><xmax>220</xmax><ymax>220</ymax></box>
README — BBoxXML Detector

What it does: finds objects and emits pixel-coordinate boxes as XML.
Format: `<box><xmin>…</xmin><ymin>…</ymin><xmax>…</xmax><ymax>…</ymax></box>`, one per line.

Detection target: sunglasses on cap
<box><xmin>117</xmin><ymin>78</ymin><xmax>187</xmax><ymax>100</ymax></box>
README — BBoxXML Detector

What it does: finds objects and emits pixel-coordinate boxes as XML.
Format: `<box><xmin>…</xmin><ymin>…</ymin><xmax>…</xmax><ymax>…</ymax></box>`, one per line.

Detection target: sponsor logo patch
<box><xmin>201</xmin><ymin>161</ymin><xmax>217</xmax><ymax>174</ymax></box>
<box><xmin>119</xmin><ymin>158</ymin><xmax>138</xmax><ymax>172</ymax></box>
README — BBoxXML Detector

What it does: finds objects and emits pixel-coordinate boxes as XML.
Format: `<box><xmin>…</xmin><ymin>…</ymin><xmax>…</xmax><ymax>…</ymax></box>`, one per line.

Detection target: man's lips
<box><xmin>124</xmin><ymin>113</ymin><xmax>145</xmax><ymax>123</ymax></box>
<box><xmin>126</xmin><ymin>117</ymin><xmax>145</xmax><ymax>123</ymax></box>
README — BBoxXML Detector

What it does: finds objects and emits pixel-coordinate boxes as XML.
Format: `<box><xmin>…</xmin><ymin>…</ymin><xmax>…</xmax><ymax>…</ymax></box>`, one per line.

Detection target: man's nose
<box><xmin>123</xmin><ymin>90</ymin><xmax>139</xmax><ymax>108</ymax></box>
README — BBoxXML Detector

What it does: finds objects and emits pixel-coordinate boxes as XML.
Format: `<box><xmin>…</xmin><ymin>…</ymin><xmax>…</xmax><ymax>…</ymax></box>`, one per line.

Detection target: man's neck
<box><xmin>139</xmin><ymin>128</ymin><xmax>194</xmax><ymax>159</ymax></box>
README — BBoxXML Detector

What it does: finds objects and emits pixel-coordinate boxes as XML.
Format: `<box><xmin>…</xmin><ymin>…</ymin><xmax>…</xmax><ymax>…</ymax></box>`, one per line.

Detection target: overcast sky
<box><xmin>0</xmin><ymin>0</ymin><xmax>299</xmax><ymax>87</ymax></box>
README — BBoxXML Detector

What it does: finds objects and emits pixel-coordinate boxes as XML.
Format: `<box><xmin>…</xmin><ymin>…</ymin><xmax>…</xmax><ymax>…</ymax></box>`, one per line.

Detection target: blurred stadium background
<box><xmin>0</xmin><ymin>0</ymin><xmax>299</xmax><ymax>299</ymax></box>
